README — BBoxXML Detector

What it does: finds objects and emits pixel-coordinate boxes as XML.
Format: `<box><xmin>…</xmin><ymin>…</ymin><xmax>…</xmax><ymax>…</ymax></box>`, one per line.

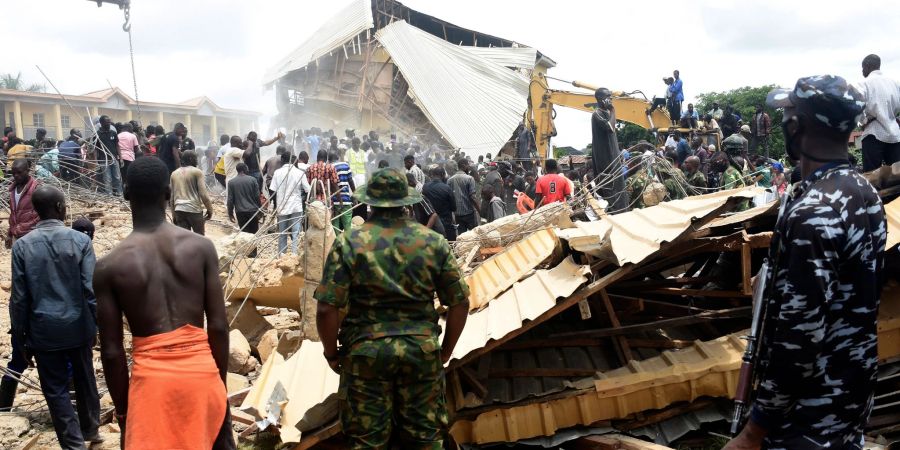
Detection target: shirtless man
<box><xmin>95</xmin><ymin>156</ymin><xmax>234</xmax><ymax>449</ymax></box>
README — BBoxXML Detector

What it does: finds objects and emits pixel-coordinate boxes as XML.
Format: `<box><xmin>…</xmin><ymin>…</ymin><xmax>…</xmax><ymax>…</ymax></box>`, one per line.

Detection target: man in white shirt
<box><xmin>222</xmin><ymin>135</ymin><xmax>246</xmax><ymax>186</ymax></box>
<box><xmin>270</xmin><ymin>152</ymin><xmax>310</xmax><ymax>255</ymax></box>
<box><xmin>859</xmin><ymin>54</ymin><xmax>900</xmax><ymax>172</ymax></box>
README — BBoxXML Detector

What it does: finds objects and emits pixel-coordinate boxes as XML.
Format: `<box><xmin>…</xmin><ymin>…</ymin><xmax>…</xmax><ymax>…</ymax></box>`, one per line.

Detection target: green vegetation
<box><xmin>0</xmin><ymin>72</ymin><xmax>46</xmax><ymax>92</ymax></box>
<box><xmin>696</xmin><ymin>85</ymin><xmax>785</xmax><ymax>160</ymax></box>
<box><xmin>616</xmin><ymin>122</ymin><xmax>655</xmax><ymax>149</ymax></box>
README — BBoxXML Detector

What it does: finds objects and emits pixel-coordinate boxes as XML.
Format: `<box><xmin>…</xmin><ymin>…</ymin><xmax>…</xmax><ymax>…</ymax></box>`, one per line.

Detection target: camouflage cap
<box><xmin>353</xmin><ymin>168</ymin><xmax>423</xmax><ymax>207</ymax></box>
<box><xmin>766</xmin><ymin>75</ymin><xmax>866</xmax><ymax>133</ymax></box>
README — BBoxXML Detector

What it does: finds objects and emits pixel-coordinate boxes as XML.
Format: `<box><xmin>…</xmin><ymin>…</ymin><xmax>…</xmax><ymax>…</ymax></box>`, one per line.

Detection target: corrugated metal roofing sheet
<box><xmin>239</xmin><ymin>341</ymin><xmax>340</xmax><ymax>443</ymax></box>
<box><xmin>463</xmin><ymin>46</ymin><xmax>538</xmax><ymax>70</ymax></box>
<box><xmin>886</xmin><ymin>197</ymin><xmax>900</xmax><ymax>249</ymax></box>
<box><xmin>262</xmin><ymin>0</ymin><xmax>373</xmax><ymax>84</ymax></box>
<box><xmin>557</xmin><ymin>187</ymin><xmax>760</xmax><ymax>266</ymax></box>
<box><xmin>449</xmin><ymin>333</ymin><xmax>745</xmax><ymax>444</ymax></box>
<box><xmin>448</xmin><ymin>257</ymin><xmax>591</xmax><ymax>363</ymax></box>
<box><xmin>466</xmin><ymin>228</ymin><xmax>560</xmax><ymax>311</ymax></box>
<box><xmin>376</xmin><ymin>21</ymin><xmax>530</xmax><ymax>158</ymax></box>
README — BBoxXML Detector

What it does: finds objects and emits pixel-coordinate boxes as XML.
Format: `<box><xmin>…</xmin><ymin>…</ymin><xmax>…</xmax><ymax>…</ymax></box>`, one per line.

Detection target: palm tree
<box><xmin>0</xmin><ymin>72</ymin><xmax>46</xmax><ymax>92</ymax></box>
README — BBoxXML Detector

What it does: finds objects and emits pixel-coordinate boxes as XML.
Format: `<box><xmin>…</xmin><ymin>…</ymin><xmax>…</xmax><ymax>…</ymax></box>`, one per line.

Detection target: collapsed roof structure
<box><xmin>264</xmin><ymin>0</ymin><xmax>556</xmax><ymax>158</ymax></box>
<box><xmin>222</xmin><ymin>183</ymin><xmax>900</xmax><ymax>449</ymax></box>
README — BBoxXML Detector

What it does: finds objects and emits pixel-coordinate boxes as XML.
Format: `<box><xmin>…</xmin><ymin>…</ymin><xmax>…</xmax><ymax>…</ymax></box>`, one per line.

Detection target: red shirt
<box><xmin>535</xmin><ymin>173</ymin><xmax>571</xmax><ymax>204</ymax></box>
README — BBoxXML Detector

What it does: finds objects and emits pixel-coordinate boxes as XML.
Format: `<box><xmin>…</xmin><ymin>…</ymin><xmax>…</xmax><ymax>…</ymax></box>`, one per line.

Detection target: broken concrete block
<box><xmin>226</xmin><ymin>255</ymin><xmax>305</xmax><ymax>310</ymax></box>
<box><xmin>0</xmin><ymin>415</ymin><xmax>29</xmax><ymax>437</ymax></box>
<box><xmin>256</xmin><ymin>329</ymin><xmax>279</xmax><ymax>363</ymax></box>
<box><xmin>226</xmin><ymin>373</ymin><xmax>249</xmax><ymax>393</ymax></box>
<box><xmin>228</xmin><ymin>329</ymin><xmax>255</xmax><ymax>375</ymax></box>
<box><xmin>276</xmin><ymin>330</ymin><xmax>303</xmax><ymax>358</ymax></box>
<box><xmin>257</xmin><ymin>306</ymin><xmax>280</xmax><ymax>316</ymax></box>
<box><xmin>226</xmin><ymin>299</ymin><xmax>274</xmax><ymax>348</ymax></box>
<box><xmin>215</xmin><ymin>231</ymin><xmax>258</xmax><ymax>268</ymax></box>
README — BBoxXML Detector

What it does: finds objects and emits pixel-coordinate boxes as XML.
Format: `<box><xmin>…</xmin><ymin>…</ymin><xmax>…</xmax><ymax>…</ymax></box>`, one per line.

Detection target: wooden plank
<box><xmin>498</xmin><ymin>337</ymin><xmax>604</xmax><ymax>351</ymax></box>
<box><xmin>549</xmin><ymin>306</ymin><xmax>752</xmax><ymax>339</ymax></box>
<box><xmin>448</xmin><ymin>370</ymin><xmax>465</xmax><ymax>412</ymax></box>
<box><xmin>488</xmin><ymin>368</ymin><xmax>598</xmax><ymax>378</ymax></box>
<box><xmin>637</xmin><ymin>288</ymin><xmax>751</xmax><ymax>298</ymax></box>
<box><xmin>741</xmin><ymin>242</ymin><xmax>753</xmax><ymax>296</ymax></box>
<box><xmin>570</xmin><ymin>434</ymin><xmax>675</xmax><ymax>450</ymax></box>
<box><xmin>613</xmin><ymin>399</ymin><xmax>714</xmax><ymax>430</ymax></box>
<box><xmin>293</xmin><ymin>421</ymin><xmax>341</xmax><ymax>450</ymax></box>
<box><xmin>625</xmin><ymin>338</ymin><xmax>694</xmax><ymax>349</ymax></box>
<box><xmin>614</xmin><ymin>276</ymin><xmax>714</xmax><ymax>290</ymax></box>
<box><xmin>599</xmin><ymin>289</ymin><xmax>634</xmax><ymax>363</ymax></box>
<box><xmin>14</xmin><ymin>435</ymin><xmax>39</xmax><ymax>450</ymax></box>
<box><xmin>457</xmin><ymin>366</ymin><xmax>488</xmax><ymax>398</ymax></box>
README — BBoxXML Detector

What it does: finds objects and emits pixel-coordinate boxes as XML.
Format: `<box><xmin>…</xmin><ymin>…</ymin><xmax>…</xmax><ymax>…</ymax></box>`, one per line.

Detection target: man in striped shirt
<box><xmin>329</xmin><ymin>151</ymin><xmax>355</xmax><ymax>232</ymax></box>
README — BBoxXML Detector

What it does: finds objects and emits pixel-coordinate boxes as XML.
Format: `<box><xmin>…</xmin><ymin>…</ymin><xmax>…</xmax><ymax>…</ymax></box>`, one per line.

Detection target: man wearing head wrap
<box><xmin>725</xmin><ymin>75</ymin><xmax>886</xmax><ymax>450</ymax></box>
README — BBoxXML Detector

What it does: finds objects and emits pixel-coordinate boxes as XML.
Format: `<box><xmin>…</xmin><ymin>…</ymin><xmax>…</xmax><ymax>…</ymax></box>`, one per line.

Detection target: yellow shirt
<box><xmin>7</xmin><ymin>144</ymin><xmax>32</xmax><ymax>161</ymax></box>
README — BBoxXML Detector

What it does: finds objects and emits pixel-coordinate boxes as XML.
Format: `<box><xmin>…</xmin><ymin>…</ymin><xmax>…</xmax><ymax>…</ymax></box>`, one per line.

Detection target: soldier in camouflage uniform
<box><xmin>315</xmin><ymin>168</ymin><xmax>470</xmax><ymax>449</ymax></box>
<box><xmin>725</xmin><ymin>76</ymin><xmax>886</xmax><ymax>450</ymax></box>
<box><xmin>682</xmin><ymin>156</ymin><xmax>707</xmax><ymax>195</ymax></box>
<box><xmin>625</xmin><ymin>157</ymin><xmax>651</xmax><ymax>209</ymax></box>
<box><xmin>658</xmin><ymin>165</ymin><xmax>686</xmax><ymax>201</ymax></box>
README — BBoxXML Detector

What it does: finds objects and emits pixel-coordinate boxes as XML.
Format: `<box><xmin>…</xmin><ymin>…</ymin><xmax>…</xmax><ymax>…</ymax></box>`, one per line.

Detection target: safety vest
<box><xmin>347</xmin><ymin>149</ymin><xmax>367</xmax><ymax>176</ymax></box>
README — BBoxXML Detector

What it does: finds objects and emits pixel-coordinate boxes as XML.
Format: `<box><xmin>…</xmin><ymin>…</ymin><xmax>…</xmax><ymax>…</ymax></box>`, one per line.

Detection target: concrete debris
<box><xmin>256</xmin><ymin>329</ymin><xmax>279</xmax><ymax>363</ymax></box>
<box><xmin>226</xmin><ymin>373</ymin><xmax>250</xmax><ymax>394</ymax></box>
<box><xmin>226</xmin><ymin>299</ymin><xmax>275</xmax><ymax>348</ymax></box>
<box><xmin>454</xmin><ymin>201</ymin><xmax>572</xmax><ymax>263</ymax></box>
<box><xmin>215</xmin><ymin>231</ymin><xmax>258</xmax><ymax>268</ymax></box>
<box><xmin>228</xmin><ymin>329</ymin><xmax>257</xmax><ymax>375</ymax></box>
<box><xmin>226</xmin><ymin>254</ymin><xmax>305</xmax><ymax>310</ymax></box>
<box><xmin>276</xmin><ymin>330</ymin><xmax>304</xmax><ymax>359</ymax></box>
<box><xmin>299</xmin><ymin>201</ymin><xmax>335</xmax><ymax>341</ymax></box>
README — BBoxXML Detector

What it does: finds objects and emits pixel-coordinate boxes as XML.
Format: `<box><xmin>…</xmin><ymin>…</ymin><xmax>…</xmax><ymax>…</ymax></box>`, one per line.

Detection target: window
<box><xmin>288</xmin><ymin>89</ymin><xmax>305</xmax><ymax>106</ymax></box>
<box><xmin>7</xmin><ymin>112</ymin><xmax>14</xmax><ymax>129</ymax></box>
<box><xmin>33</xmin><ymin>113</ymin><xmax>45</xmax><ymax>128</ymax></box>
<box><xmin>61</xmin><ymin>115</ymin><xmax>71</xmax><ymax>129</ymax></box>
<box><xmin>203</xmin><ymin>125</ymin><xmax>211</xmax><ymax>143</ymax></box>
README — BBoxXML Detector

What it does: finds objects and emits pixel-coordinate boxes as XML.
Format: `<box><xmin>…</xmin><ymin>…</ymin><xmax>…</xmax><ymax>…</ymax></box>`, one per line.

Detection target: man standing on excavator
<box><xmin>590</xmin><ymin>88</ymin><xmax>628</xmax><ymax>212</ymax></box>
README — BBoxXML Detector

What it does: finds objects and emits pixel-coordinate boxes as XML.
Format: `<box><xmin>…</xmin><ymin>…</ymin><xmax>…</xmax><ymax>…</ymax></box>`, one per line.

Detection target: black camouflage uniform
<box><xmin>752</xmin><ymin>75</ymin><xmax>887</xmax><ymax>449</ymax></box>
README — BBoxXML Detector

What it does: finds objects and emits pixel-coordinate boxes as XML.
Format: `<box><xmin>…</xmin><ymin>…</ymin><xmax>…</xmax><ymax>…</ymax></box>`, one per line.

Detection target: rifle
<box><xmin>730</xmin><ymin>192</ymin><xmax>789</xmax><ymax>436</ymax></box>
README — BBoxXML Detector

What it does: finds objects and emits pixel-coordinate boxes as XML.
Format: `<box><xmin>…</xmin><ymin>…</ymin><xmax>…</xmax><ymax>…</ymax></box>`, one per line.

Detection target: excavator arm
<box><xmin>526</xmin><ymin>73</ymin><xmax>672</xmax><ymax>159</ymax></box>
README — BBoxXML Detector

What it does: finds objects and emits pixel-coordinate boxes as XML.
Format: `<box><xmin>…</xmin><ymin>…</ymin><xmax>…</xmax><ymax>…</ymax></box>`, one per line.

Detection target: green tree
<box><xmin>615</xmin><ymin>121</ymin><xmax>654</xmax><ymax>148</ymax></box>
<box><xmin>0</xmin><ymin>72</ymin><xmax>46</xmax><ymax>92</ymax></box>
<box><xmin>695</xmin><ymin>85</ymin><xmax>785</xmax><ymax>159</ymax></box>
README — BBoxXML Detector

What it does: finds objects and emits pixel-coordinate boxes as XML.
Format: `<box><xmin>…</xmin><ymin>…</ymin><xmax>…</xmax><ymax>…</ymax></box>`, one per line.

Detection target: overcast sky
<box><xmin>5</xmin><ymin>0</ymin><xmax>899</xmax><ymax>147</ymax></box>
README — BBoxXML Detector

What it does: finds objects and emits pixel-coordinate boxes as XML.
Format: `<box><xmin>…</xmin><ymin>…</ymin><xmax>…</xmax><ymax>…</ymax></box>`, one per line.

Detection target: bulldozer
<box><xmin>524</xmin><ymin>73</ymin><xmax>721</xmax><ymax>159</ymax></box>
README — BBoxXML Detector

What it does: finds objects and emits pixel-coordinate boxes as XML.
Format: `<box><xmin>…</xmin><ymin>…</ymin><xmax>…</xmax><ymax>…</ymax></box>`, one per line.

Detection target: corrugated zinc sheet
<box><xmin>557</xmin><ymin>187</ymin><xmax>760</xmax><ymax>266</ymax></box>
<box><xmin>886</xmin><ymin>197</ymin><xmax>900</xmax><ymax>249</ymax></box>
<box><xmin>263</xmin><ymin>0</ymin><xmax>373</xmax><ymax>84</ymax></box>
<box><xmin>239</xmin><ymin>341</ymin><xmax>340</xmax><ymax>443</ymax></box>
<box><xmin>467</xmin><ymin>228</ymin><xmax>560</xmax><ymax>311</ymax></box>
<box><xmin>449</xmin><ymin>257</ymin><xmax>591</xmax><ymax>363</ymax></box>
<box><xmin>449</xmin><ymin>333</ymin><xmax>746</xmax><ymax>444</ymax></box>
<box><xmin>376</xmin><ymin>21</ymin><xmax>529</xmax><ymax>158</ymax></box>
<box><xmin>462</xmin><ymin>46</ymin><xmax>538</xmax><ymax>70</ymax></box>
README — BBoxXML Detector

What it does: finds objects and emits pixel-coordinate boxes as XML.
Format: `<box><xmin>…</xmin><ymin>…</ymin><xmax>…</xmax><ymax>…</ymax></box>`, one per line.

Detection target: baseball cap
<box><xmin>740</xmin><ymin>124</ymin><xmax>751</xmax><ymax>133</ymax></box>
<box><xmin>766</xmin><ymin>75</ymin><xmax>865</xmax><ymax>133</ymax></box>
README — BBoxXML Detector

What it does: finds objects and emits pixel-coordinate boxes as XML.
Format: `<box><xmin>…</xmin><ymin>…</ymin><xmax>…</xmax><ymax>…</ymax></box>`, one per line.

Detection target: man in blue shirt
<box><xmin>674</xmin><ymin>130</ymin><xmax>691</xmax><ymax>167</ymax></box>
<box><xmin>680</xmin><ymin>103</ymin><xmax>700</xmax><ymax>129</ymax></box>
<box><xmin>668</xmin><ymin>70</ymin><xmax>684</xmax><ymax>118</ymax></box>
<box><xmin>59</xmin><ymin>129</ymin><xmax>83</xmax><ymax>184</ymax></box>
<box><xmin>10</xmin><ymin>185</ymin><xmax>101</xmax><ymax>447</ymax></box>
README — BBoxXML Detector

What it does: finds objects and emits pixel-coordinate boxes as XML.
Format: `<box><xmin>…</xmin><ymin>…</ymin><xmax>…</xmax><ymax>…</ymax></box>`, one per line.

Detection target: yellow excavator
<box><xmin>525</xmin><ymin>73</ymin><xmax>718</xmax><ymax>159</ymax></box>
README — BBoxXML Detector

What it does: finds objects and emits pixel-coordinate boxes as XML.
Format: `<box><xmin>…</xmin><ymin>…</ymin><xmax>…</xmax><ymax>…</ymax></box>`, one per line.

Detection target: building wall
<box><xmin>1</xmin><ymin>96</ymin><xmax>258</xmax><ymax>144</ymax></box>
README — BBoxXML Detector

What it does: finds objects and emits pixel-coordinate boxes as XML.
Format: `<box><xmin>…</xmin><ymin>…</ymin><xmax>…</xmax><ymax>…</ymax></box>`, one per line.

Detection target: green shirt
<box><xmin>721</xmin><ymin>165</ymin><xmax>748</xmax><ymax>190</ymax></box>
<box><xmin>684</xmin><ymin>170</ymin><xmax>708</xmax><ymax>194</ymax></box>
<box><xmin>315</xmin><ymin>210</ymin><xmax>470</xmax><ymax>345</ymax></box>
<box><xmin>626</xmin><ymin>169</ymin><xmax>650</xmax><ymax>209</ymax></box>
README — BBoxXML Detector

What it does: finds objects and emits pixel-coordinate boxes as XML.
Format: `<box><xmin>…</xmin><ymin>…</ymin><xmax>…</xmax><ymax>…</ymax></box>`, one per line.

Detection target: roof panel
<box><xmin>262</xmin><ymin>0</ymin><xmax>374</xmax><ymax>84</ymax></box>
<box><xmin>463</xmin><ymin>46</ymin><xmax>538</xmax><ymax>70</ymax></box>
<box><xmin>375</xmin><ymin>20</ymin><xmax>530</xmax><ymax>157</ymax></box>
<box><xmin>558</xmin><ymin>187</ymin><xmax>761</xmax><ymax>266</ymax></box>
<box><xmin>448</xmin><ymin>257</ymin><xmax>591</xmax><ymax>363</ymax></box>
